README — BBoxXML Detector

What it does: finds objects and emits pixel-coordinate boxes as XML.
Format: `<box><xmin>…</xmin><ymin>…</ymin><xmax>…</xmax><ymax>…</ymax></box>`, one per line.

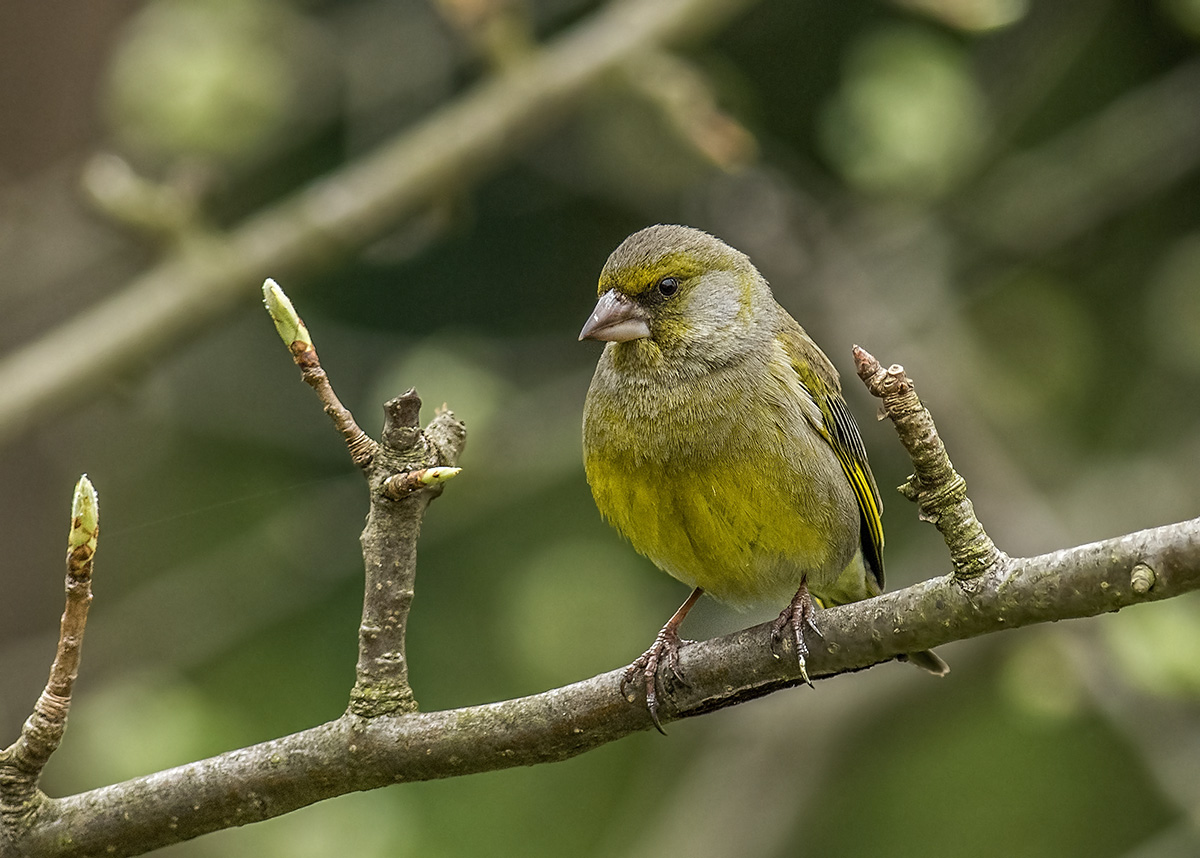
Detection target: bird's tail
<box><xmin>900</xmin><ymin>649</ymin><xmax>950</xmax><ymax>676</ymax></box>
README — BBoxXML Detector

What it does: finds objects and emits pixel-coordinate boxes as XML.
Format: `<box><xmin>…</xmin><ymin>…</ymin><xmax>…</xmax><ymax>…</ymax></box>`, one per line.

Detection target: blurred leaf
<box><xmin>891</xmin><ymin>0</ymin><xmax>1029</xmax><ymax>32</ymax></box>
<box><xmin>818</xmin><ymin>24</ymin><xmax>989</xmax><ymax>197</ymax></box>
<box><xmin>500</xmin><ymin>538</ymin><xmax>664</xmax><ymax>688</ymax></box>
<box><xmin>966</xmin><ymin>268</ymin><xmax>1097</xmax><ymax>426</ymax></box>
<box><xmin>999</xmin><ymin>630</ymin><xmax>1086</xmax><ymax>721</ymax></box>
<box><xmin>1146</xmin><ymin>232</ymin><xmax>1200</xmax><ymax>376</ymax></box>
<box><xmin>1106</xmin><ymin>593</ymin><xmax>1200</xmax><ymax>699</ymax></box>
<box><xmin>103</xmin><ymin>0</ymin><xmax>322</xmax><ymax>164</ymax></box>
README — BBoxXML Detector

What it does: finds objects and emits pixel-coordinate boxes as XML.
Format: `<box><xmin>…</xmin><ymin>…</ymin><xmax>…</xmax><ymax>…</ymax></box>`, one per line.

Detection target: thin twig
<box><xmin>262</xmin><ymin>280</ymin><xmax>378</xmax><ymax>468</ymax></box>
<box><xmin>0</xmin><ymin>476</ymin><xmax>99</xmax><ymax>824</ymax></box>
<box><xmin>382</xmin><ymin>467</ymin><xmax>462</xmax><ymax>500</ymax></box>
<box><xmin>854</xmin><ymin>345</ymin><xmax>1006</xmax><ymax>581</ymax></box>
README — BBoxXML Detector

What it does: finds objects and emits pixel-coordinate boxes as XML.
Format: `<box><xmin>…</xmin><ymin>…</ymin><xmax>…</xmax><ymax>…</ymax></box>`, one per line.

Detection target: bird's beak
<box><xmin>578</xmin><ymin>290</ymin><xmax>651</xmax><ymax>342</ymax></box>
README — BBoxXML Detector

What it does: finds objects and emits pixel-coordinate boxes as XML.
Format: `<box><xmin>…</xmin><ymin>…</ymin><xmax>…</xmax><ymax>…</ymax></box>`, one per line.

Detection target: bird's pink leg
<box><xmin>622</xmin><ymin>586</ymin><xmax>704</xmax><ymax>734</ymax></box>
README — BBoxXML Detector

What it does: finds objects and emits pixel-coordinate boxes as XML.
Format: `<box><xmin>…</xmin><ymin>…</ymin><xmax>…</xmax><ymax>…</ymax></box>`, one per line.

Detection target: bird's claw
<box><xmin>622</xmin><ymin>626</ymin><xmax>693</xmax><ymax>734</ymax></box>
<box><xmin>770</xmin><ymin>581</ymin><xmax>821</xmax><ymax>687</ymax></box>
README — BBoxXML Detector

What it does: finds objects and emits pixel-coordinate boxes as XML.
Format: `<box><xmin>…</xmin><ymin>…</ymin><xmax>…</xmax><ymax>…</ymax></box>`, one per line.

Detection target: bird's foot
<box><xmin>770</xmin><ymin>579</ymin><xmax>823</xmax><ymax>687</ymax></box>
<box><xmin>621</xmin><ymin>624</ymin><xmax>694</xmax><ymax>734</ymax></box>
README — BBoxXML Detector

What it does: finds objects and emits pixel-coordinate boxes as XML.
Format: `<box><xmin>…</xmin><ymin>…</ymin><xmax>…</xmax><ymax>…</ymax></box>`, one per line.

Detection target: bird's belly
<box><xmin>586</xmin><ymin>454</ymin><xmax>854</xmax><ymax>607</ymax></box>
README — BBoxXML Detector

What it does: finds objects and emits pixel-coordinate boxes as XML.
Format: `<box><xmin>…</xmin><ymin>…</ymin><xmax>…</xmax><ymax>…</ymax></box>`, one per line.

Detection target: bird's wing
<box><xmin>780</xmin><ymin>326</ymin><xmax>885</xmax><ymax>592</ymax></box>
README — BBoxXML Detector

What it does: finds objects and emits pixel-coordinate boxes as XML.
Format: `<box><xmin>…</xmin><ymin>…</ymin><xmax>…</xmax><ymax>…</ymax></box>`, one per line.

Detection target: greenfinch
<box><xmin>580</xmin><ymin>224</ymin><xmax>946</xmax><ymax>730</ymax></box>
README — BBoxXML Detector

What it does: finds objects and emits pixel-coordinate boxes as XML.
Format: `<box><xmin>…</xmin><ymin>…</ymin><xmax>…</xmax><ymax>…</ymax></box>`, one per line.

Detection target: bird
<box><xmin>579</xmin><ymin>224</ymin><xmax>946</xmax><ymax>732</ymax></box>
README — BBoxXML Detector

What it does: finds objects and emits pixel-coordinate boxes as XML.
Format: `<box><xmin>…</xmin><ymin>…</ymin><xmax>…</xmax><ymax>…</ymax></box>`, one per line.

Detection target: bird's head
<box><xmin>578</xmin><ymin>225</ymin><xmax>768</xmax><ymax>367</ymax></box>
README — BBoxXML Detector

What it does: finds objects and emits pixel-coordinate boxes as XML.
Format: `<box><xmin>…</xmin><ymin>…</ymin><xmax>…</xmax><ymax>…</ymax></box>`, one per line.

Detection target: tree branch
<box><xmin>5</xmin><ymin>514</ymin><xmax>1193</xmax><ymax>857</ymax></box>
<box><xmin>262</xmin><ymin>280</ymin><xmax>378</xmax><ymax>467</ymax></box>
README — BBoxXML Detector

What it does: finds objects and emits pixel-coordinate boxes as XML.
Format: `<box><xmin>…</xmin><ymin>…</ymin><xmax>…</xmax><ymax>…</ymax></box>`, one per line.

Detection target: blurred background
<box><xmin>2</xmin><ymin>0</ymin><xmax>1200</xmax><ymax>855</ymax></box>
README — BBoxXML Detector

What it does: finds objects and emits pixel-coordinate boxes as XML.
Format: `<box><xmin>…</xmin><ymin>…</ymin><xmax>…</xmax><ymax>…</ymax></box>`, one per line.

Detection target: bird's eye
<box><xmin>656</xmin><ymin>277</ymin><xmax>679</xmax><ymax>297</ymax></box>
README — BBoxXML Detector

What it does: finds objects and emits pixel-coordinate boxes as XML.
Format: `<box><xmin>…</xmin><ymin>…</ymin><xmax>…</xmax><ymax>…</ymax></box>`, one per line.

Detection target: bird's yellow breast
<box><xmin>582</xmin><ymin>341</ymin><xmax>859</xmax><ymax>606</ymax></box>
<box><xmin>586</xmin><ymin>455</ymin><xmax>841</xmax><ymax>605</ymax></box>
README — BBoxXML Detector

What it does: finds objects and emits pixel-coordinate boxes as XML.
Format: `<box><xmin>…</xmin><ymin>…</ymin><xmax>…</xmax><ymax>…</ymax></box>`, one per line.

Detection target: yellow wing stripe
<box><xmin>832</xmin><ymin>443</ymin><xmax>885</xmax><ymax>569</ymax></box>
<box><xmin>799</xmin><ymin>380</ymin><xmax>886</xmax><ymax>591</ymax></box>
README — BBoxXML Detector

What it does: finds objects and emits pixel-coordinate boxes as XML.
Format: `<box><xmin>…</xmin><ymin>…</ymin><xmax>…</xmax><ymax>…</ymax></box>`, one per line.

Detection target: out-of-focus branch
<box><xmin>80</xmin><ymin>154</ymin><xmax>204</xmax><ymax>242</ymax></box>
<box><xmin>961</xmin><ymin>57</ymin><xmax>1200</xmax><ymax>251</ymax></box>
<box><xmin>433</xmin><ymin>0</ymin><xmax>537</xmax><ymax>69</ymax></box>
<box><xmin>0</xmin><ymin>0</ymin><xmax>760</xmax><ymax>449</ymax></box>
<box><xmin>438</xmin><ymin>0</ymin><xmax>758</xmax><ymax>170</ymax></box>
<box><xmin>619</xmin><ymin>50</ymin><xmax>758</xmax><ymax>170</ymax></box>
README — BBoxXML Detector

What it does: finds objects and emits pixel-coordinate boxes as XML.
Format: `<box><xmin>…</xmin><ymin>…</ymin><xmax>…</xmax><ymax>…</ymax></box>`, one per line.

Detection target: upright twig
<box><xmin>853</xmin><ymin>345</ymin><xmax>1007</xmax><ymax>582</ymax></box>
<box><xmin>262</xmin><ymin>280</ymin><xmax>466</xmax><ymax>716</ymax></box>
<box><xmin>351</xmin><ymin>392</ymin><xmax>458</xmax><ymax>715</ymax></box>
<box><xmin>262</xmin><ymin>280</ymin><xmax>377</xmax><ymax>467</ymax></box>
<box><xmin>0</xmin><ymin>476</ymin><xmax>100</xmax><ymax>825</ymax></box>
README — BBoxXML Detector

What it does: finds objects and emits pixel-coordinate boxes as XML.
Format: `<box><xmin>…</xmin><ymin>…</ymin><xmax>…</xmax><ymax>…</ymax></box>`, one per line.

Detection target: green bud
<box><xmin>69</xmin><ymin>474</ymin><xmax>100</xmax><ymax>552</ymax></box>
<box><xmin>262</xmin><ymin>278</ymin><xmax>313</xmax><ymax>350</ymax></box>
<box><xmin>419</xmin><ymin>467</ymin><xmax>462</xmax><ymax>487</ymax></box>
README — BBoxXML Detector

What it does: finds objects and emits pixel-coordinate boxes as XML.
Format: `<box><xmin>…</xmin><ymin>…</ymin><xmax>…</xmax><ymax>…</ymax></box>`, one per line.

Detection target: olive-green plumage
<box><xmin>582</xmin><ymin>224</ymin><xmax>882</xmax><ymax>608</ymax></box>
<box><xmin>580</xmin><ymin>225</ymin><xmax>944</xmax><ymax>703</ymax></box>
